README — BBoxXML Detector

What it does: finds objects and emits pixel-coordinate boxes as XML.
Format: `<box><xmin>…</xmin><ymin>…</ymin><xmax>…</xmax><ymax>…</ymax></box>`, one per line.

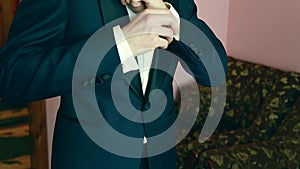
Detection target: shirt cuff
<box><xmin>113</xmin><ymin>25</ymin><xmax>139</xmax><ymax>73</ymax></box>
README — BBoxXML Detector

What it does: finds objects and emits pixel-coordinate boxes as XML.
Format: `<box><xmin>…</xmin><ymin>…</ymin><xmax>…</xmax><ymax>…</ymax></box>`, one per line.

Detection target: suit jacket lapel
<box><xmin>125</xmin><ymin>70</ymin><xmax>144</xmax><ymax>100</ymax></box>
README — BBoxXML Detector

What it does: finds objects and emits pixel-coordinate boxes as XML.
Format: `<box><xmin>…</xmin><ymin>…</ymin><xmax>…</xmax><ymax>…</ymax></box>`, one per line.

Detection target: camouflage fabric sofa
<box><xmin>176</xmin><ymin>57</ymin><xmax>300</xmax><ymax>169</ymax></box>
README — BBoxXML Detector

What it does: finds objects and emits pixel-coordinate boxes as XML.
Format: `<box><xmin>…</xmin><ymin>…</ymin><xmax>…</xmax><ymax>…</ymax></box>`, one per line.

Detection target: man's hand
<box><xmin>121</xmin><ymin>9</ymin><xmax>179</xmax><ymax>56</ymax></box>
<box><xmin>121</xmin><ymin>0</ymin><xmax>167</xmax><ymax>13</ymax></box>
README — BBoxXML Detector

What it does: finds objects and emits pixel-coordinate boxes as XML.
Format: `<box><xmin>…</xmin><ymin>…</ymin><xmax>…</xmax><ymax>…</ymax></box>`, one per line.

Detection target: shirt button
<box><xmin>87</xmin><ymin>77</ymin><xmax>95</xmax><ymax>84</ymax></box>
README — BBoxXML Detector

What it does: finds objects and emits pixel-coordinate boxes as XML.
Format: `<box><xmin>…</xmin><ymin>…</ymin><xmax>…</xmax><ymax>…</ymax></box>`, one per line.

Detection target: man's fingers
<box><xmin>166</xmin><ymin>37</ymin><xmax>173</xmax><ymax>44</ymax></box>
<box><xmin>141</xmin><ymin>10</ymin><xmax>179</xmax><ymax>35</ymax></box>
<box><xmin>120</xmin><ymin>0</ymin><xmax>127</xmax><ymax>5</ymax></box>
<box><xmin>127</xmin><ymin>0</ymin><xmax>145</xmax><ymax>13</ymax></box>
<box><xmin>125</xmin><ymin>34</ymin><xmax>169</xmax><ymax>56</ymax></box>
<box><xmin>140</xmin><ymin>0</ymin><xmax>150</xmax><ymax>3</ymax></box>
<box><xmin>151</xmin><ymin>26</ymin><xmax>174</xmax><ymax>40</ymax></box>
<box><xmin>131</xmin><ymin>0</ymin><xmax>142</xmax><ymax>7</ymax></box>
<box><xmin>142</xmin><ymin>8</ymin><xmax>170</xmax><ymax>14</ymax></box>
<box><xmin>158</xmin><ymin>16</ymin><xmax>179</xmax><ymax>35</ymax></box>
<box><xmin>155</xmin><ymin>36</ymin><xmax>169</xmax><ymax>49</ymax></box>
<box><xmin>125</xmin><ymin>26</ymin><xmax>173</xmax><ymax>42</ymax></box>
<box><xmin>121</xmin><ymin>6</ymin><xmax>179</xmax><ymax>55</ymax></box>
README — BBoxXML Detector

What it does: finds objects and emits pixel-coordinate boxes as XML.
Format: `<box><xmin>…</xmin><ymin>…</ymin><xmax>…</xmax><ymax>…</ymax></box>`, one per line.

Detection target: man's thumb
<box><xmin>131</xmin><ymin>0</ymin><xmax>142</xmax><ymax>7</ymax></box>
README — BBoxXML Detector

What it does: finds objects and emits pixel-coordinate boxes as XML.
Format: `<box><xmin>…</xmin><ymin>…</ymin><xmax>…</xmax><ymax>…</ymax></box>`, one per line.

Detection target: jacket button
<box><xmin>83</xmin><ymin>80</ymin><xmax>89</xmax><ymax>87</ymax></box>
<box><xmin>101</xmin><ymin>73</ymin><xmax>111</xmax><ymax>81</ymax></box>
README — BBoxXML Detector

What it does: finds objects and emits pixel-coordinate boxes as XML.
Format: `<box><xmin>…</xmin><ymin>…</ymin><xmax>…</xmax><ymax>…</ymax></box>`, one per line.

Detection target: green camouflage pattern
<box><xmin>176</xmin><ymin>57</ymin><xmax>300</xmax><ymax>169</ymax></box>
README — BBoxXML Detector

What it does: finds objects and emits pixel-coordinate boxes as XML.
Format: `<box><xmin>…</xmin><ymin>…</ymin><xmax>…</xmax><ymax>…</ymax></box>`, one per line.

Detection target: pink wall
<box><xmin>195</xmin><ymin>0</ymin><xmax>230</xmax><ymax>49</ymax></box>
<box><xmin>46</xmin><ymin>97</ymin><xmax>60</xmax><ymax>168</ymax></box>
<box><xmin>227</xmin><ymin>0</ymin><xmax>300</xmax><ymax>73</ymax></box>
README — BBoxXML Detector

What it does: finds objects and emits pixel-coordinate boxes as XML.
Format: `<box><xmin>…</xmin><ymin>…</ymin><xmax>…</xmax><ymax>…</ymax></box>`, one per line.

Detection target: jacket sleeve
<box><xmin>0</xmin><ymin>0</ymin><xmax>89</xmax><ymax>105</ymax></box>
<box><xmin>167</xmin><ymin>0</ymin><xmax>228</xmax><ymax>86</ymax></box>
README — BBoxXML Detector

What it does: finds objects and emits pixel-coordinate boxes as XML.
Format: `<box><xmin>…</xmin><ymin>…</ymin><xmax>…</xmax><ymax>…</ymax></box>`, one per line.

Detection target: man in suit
<box><xmin>0</xmin><ymin>0</ymin><xmax>227</xmax><ymax>168</ymax></box>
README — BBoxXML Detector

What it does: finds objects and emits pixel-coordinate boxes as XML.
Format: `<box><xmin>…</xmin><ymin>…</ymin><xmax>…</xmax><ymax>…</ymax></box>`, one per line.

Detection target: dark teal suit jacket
<box><xmin>0</xmin><ymin>0</ymin><xmax>227</xmax><ymax>168</ymax></box>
